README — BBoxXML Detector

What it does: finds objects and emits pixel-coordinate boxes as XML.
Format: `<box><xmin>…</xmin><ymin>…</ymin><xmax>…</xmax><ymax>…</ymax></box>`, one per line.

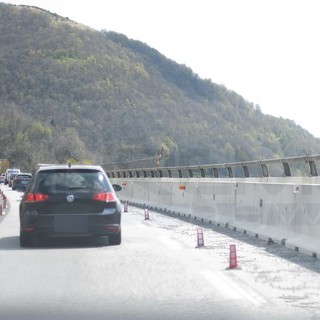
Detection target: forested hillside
<box><xmin>1</xmin><ymin>2</ymin><xmax>320</xmax><ymax>171</ymax></box>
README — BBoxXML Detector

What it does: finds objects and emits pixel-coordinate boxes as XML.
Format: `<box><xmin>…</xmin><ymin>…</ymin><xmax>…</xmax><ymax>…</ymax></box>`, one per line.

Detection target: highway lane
<box><xmin>0</xmin><ymin>186</ymin><xmax>319</xmax><ymax>320</ymax></box>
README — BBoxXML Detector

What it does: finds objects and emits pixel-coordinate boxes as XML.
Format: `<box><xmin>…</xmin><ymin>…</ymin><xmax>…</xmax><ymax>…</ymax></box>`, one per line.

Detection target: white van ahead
<box><xmin>5</xmin><ymin>168</ymin><xmax>20</xmax><ymax>185</ymax></box>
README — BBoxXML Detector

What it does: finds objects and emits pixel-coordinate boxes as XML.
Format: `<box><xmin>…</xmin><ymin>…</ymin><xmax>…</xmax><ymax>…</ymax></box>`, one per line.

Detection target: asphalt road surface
<box><xmin>1</xmin><ymin>185</ymin><xmax>320</xmax><ymax>320</ymax></box>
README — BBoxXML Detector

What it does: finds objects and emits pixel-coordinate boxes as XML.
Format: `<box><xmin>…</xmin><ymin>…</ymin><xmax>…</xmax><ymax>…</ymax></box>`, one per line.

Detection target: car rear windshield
<box><xmin>33</xmin><ymin>169</ymin><xmax>110</xmax><ymax>193</ymax></box>
<box><xmin>16</xmin><ymin>175</ymin><xmax>31</xmax><ymax>179</ymax></box>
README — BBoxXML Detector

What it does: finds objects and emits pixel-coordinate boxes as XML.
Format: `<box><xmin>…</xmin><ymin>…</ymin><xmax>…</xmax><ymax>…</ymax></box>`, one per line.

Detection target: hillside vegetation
<box><xmin>1</xmin><ymin>2</ymin><xmax>320</xmax><ymax>171</ymax></box>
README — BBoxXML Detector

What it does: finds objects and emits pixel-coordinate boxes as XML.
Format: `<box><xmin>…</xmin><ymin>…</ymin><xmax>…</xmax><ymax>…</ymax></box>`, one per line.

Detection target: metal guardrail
<box><xmin>104</xmin><ymin>156</ymin><xmax>160</xmax><ymax>171</ymax></box>
<box><xmin>105</xmin><ymin>154</ymin><xmax>320</xmax><ymax>179</ymax></box>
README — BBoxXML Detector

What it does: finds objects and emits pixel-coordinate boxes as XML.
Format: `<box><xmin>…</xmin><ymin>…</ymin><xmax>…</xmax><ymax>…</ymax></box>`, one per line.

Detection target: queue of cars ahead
<box><xmin>0</xmin><ymin>172</ymin><xmax>32</xmax><ymax>190</ymax></box>
<box><xmin>19</xmin><ymin>164</ymin><xmax>123</xmax><ymax>247</ymax></box>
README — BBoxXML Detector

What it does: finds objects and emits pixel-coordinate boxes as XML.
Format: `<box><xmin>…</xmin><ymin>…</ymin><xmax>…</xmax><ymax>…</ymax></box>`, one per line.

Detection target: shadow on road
<box><xmin>0</xmin><ymin>235</ymin><xmax>110</xmax><ymax>251</ymax></box>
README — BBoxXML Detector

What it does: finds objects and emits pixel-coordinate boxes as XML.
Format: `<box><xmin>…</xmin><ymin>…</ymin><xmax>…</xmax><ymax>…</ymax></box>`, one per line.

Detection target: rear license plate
<box><xmin>54</xmin><ymin>215</ymin><xmax>88</xmax><ymax>233</ymax></box>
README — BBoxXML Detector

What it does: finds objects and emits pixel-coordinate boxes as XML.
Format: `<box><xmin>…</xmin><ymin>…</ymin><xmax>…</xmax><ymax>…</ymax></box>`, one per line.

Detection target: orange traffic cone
<box><xmin>229</xmin><ymin>244</ymin><xmax>238</xmax><ymax>269</ymax></box>
<box><xmin>196</xmin><ymin>228</ymin><xmax>204</xmax><ymax>247</ymax></box>
<box><xmin>2</xmin><ymin>194</ymin><xmax>6</xmax><ymax>209</ymax></box>
<box><xmin>144</xmin><ymin>208</ymin><xmax>150</xmax><ymax>220</ymax></box>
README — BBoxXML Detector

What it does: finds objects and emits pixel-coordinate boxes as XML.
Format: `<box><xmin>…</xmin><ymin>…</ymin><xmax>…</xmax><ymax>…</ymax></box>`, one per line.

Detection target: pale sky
<box><xmin>2</xmin><ymin>0</ymin><xmax>320</xmax><ymax>137</ymax></box>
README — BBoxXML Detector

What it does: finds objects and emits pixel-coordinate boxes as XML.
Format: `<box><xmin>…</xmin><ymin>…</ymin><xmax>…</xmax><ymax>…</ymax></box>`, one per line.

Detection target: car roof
<box><xmin>36</xmin><ymin>164</ymin><xmax>104</xmax><ymax>172</ymax></box>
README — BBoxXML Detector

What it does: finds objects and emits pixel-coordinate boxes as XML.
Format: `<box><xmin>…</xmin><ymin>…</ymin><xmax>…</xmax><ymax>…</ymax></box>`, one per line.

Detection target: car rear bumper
<box><xmin>20</xmin><ymin>213</ymin><xmax>121</xmax><ymax>239</ymax></box>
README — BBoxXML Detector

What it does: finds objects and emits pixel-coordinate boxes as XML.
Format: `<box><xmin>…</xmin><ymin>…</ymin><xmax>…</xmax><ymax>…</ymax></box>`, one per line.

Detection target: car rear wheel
<box><xmin>108</xmin><ymin>230</ymin><xmax>121</xmax><ymax>245</ymax></box>
<box><xmin>20</xmin><ymin>232</ymin><xmax>34</xmax><ymax>247</ymax></box>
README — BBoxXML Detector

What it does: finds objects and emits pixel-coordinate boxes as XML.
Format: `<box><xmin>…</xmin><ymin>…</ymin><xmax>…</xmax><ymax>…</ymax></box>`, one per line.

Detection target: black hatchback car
<box><xmin>12</xmin><ymin>173</ymin><xmax>32</xmax><ymax>191</ymax></box>
<box><xmin>19</xmin><ymin>164</ymin><xmax>123</xmax><ymax>247</ymax></box>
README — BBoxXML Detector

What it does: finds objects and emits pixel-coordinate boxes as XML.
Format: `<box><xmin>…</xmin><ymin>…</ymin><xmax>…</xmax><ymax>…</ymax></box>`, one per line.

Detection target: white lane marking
<box><xmin>201</xmin><ymin>269</ymin><xmax>266</xmax><ymax>306</ymax></box>
<box><xmin>156</xmin><ymin>235</ymin><xmax>184</xmax><ymax>250</ymax></box>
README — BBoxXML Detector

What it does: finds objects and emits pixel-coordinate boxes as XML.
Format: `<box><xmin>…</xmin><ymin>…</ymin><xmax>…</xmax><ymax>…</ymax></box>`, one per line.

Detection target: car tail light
<box><xmin>24</xmin><ymin>227</ymin><xmax>35</xmax><ymax>232</ymax></box>
<box><xmin>25</xmin><ymin>193</ymin><xmax>49</xmax><ymax>203</ymax></box>
<box><xmin>92</xmin><ymin>192</ymin><xmax>117</xmax><ymax>202</ymax></box>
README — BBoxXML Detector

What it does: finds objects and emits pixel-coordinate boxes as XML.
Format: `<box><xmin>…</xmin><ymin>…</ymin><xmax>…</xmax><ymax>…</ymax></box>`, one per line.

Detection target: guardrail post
<box><xmin>226</xmin><ymin>166</ymin><xmax>233</xmax><ymax>178</ymax></box>
<box><xmin>282</xmin><ymin>162</ymin><xmax>291</xmax><ymax>177</ymax></box>
<box><xmin>242</xmin><ymin>165</ymin><xmax>250</xmax><ymax>177</ymax></box>
<box><xmin>260</xmin><ymin>163</ymin><xmax>269</xmax><ymax>177</ymax></box>
<box><xmin>308</xmin><ymin>160</ymin><xmax>318</xmax><ymax>176</ymax></box>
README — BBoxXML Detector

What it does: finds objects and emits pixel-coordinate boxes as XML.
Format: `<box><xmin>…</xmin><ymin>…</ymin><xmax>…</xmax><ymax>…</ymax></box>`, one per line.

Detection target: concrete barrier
<box><xmin>112</xmin><ymin>177</ymin><xmax>320</xmax><ymax>258</ymax></box>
